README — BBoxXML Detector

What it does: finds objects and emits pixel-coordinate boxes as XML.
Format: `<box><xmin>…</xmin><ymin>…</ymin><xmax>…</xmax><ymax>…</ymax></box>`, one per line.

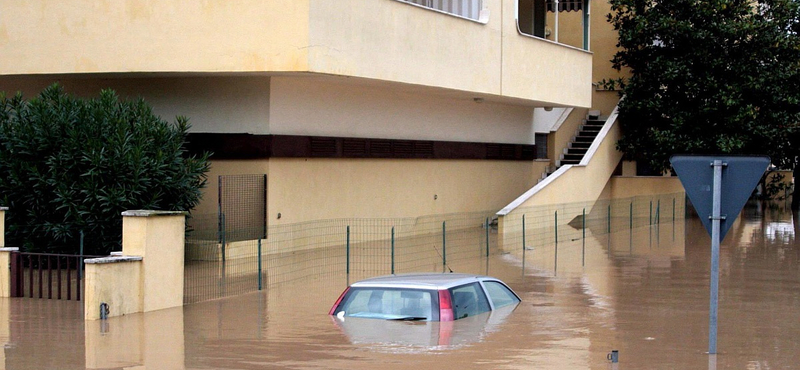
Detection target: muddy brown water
<box><xmin>2</xmin><ymin>202</ymin><xmax>799</xmax><ymax>369</ymax></box>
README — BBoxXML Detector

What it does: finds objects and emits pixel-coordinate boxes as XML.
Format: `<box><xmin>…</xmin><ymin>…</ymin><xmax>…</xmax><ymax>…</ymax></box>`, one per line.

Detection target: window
<box><xmin>517</xmin><ymin>0</ymin><xmax>590</xmax><ymax>49</ymax></box>
<box><xmin>334</xmin><ymin>288</ymin><xmax>439</xmax><ymax>320</ymax></box>
<box><xmin>483</xmin><ymin>281</ymin><xmax>521</xmax><ymax>308</ymax></box>
<box><xmin>517</xmin><ymin>0</ymin><xmax>547</xmax><ymax>38</ymax></box>
<box><xmin>398</xmin><ymin>0</ymin><xmax>484</xmax><ymax>21</ymax></box>
<box><xmin>449</xmin><ymin>283</ymin><xmax>491</xmax><ymax>319</ymax></box>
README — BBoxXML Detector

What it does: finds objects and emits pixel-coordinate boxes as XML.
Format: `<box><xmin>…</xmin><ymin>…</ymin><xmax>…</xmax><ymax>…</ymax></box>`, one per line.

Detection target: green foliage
<box><xmin>0</xmin><ymin>84</ymin><xmax>210</xmax><ymax>255</ymax></box>
<box><xmin>602</xmin><ymin>0</ymin><xmax>800</xmax><ymax>172</ymax></box>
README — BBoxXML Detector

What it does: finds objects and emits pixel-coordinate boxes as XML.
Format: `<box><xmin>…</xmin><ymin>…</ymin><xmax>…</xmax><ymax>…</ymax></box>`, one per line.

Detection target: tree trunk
<box><xmin>792</xmin><ymin>159</ymin><xmax>800</xmax><ymax>210</ymax></box>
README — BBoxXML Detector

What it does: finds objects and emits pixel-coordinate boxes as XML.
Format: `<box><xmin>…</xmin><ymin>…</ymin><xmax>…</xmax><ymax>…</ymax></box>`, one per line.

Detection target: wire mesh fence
<box><xmin>498</xmin><ymin>192</ymin><xmax>686</xmax><ymax>263</ymax></box>
<box><xmin>184</xmin><ymin>193</ymin><xmax>686</xmax><ymax>304</ymax></box>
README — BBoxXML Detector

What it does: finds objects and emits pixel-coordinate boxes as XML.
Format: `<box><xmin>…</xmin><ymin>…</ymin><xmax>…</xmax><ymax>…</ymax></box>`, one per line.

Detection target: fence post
<box><xmin>582</xmin><ymin>208</ymin><xmax>586</xmax><ymax>267</ymax></box>
<box><xmin>346</xmin><ymin>226</ymin><xmax>350</xmax><ymax>286</ymax></box>
<box><xmin>522</xmin><ymin>214</ymin><xmax>526</xmax><ymax>262</ymax></box>
<box><xmin>629</xmin><ymin>202</ymin><xmax>633</xmax><ymax>230</ymax></box>
<box><xmin>220</xmin><ymin>213</ymin><xmax>227</xmax><ymax>264</ymax></box>
<box><xmin>257</xmin><ymin>238</ymin><xmax>262</xmax><ymax>291</ymax></box>
<box><xmin>554</xmin><ymin>211</ymin><xmax>558</xmax><ymax>273</ymax></box>
<box><xmin>483</xmin><ymin>218</ymin><xmax>489</xmax><ymax>258</ymax></box>
<box><xmin>657</xmin><ymin>199</ymin><xmax>661</xmax><ymax>224</ymax></box>
<box><xmin>79</xmin><ymin>230</ymin><xmax>84</xmax><ymax>282</ymax></box>
<box><xmin>442</xmin><ymin>221</ymin><xmax>446</xmax><ymax>271</ymax></box>
<box><xmin>391</xmin><ymin>227</ymin><xmax>395</xmax><ymax>275</ymax></box>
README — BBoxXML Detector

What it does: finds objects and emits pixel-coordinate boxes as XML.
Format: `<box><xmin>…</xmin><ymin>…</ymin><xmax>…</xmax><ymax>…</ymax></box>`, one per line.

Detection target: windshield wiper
<box><xmin>390</xmin><ymin>316</ymin><xmax>427</xmax><ymax>321</ymax></box>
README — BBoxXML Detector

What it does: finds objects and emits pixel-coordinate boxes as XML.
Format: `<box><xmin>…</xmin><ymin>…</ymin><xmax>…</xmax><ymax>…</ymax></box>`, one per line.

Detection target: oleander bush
<box><xmin>0</xmin><ymin>84</ymin><xmax>210</xmax><ymax>255</ymax></box>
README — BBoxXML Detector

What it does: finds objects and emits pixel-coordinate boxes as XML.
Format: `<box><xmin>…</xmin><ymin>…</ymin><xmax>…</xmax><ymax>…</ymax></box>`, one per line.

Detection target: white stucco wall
<box><xmin>269</xmin><ymin>76</ymin><xmax>535</xmax><ymax>144</ymax></box>
<box><xmin>0</xmin><ymin>76</ymin><xmax>271</xmax><ymax>134</ymax></box>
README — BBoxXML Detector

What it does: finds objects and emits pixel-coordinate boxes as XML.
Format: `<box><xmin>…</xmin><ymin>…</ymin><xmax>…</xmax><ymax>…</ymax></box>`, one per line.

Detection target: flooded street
<box><xmin>3</xmin><ymin>202</ymin><xmax>800</xmax><ymax>369</ymax></box>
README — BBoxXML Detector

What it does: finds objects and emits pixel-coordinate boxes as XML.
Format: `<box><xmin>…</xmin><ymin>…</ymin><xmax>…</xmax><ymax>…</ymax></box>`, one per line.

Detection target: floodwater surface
<box><xmin>3</xmin><ymin>202</ymin><xmax>800</xmax><ymax>369</ymax></box>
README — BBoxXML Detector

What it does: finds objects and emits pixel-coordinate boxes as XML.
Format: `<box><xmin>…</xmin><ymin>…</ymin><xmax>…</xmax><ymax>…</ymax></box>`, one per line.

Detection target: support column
<box><xmin>120</xmin><ymin>210</ymin><xmax>186</xmax><ymax>313</ymax></box>
<box><xmin>84</xmin><ymin>210</ymin><xmax>186</xmax><ymax>320</ymax></box>
<box><xmin>0</xmin><ymin>207</ymin><xmax>15</xmax><ymax>298</ymax></box>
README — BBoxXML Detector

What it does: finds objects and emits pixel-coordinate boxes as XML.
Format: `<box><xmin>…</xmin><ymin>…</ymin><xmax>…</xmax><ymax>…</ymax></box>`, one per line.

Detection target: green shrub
<box><xmin>0</xmin><ymin>84</ymin><xmax>210</xmax><ymax>255</ymax></box>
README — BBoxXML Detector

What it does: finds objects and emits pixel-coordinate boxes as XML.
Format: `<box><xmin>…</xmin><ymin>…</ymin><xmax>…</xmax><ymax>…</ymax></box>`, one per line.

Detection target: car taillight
<box><xmin>329</xmin><ymin>287</ymin><xmax>350</xmax><ymax>315</ymax></box>
<box><xmin>438</xmin><ymin>290</ymin><xmax>454</xmax><ymax>321</ymax></box>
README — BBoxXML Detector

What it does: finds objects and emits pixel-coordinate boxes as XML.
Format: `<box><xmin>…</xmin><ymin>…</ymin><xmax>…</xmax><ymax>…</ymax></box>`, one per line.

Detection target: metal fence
<box><xmin>184</xmin><ymin>192</ymin><xmax>687</xmax><ymax>304</ymax></box>
<box><xmin>499</xmin><ymin>192</ymin><xmax>686</xmax><ymax>260</ymax></box>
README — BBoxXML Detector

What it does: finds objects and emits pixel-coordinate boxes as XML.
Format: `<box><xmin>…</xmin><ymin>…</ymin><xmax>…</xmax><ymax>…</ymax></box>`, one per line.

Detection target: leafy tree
<box><xmin>603</xmin><ymin>0</ymin><xmax>800</xmax><ymax>205</ymax></box>
<box><xmin>0</xmin><ymin>84</ymin><xmax>210</xmax><ymax>255</ymax></box>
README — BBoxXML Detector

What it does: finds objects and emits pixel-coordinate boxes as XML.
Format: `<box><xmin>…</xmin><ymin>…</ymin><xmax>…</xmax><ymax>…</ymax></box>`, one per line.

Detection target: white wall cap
<box><xmin>121</xmin><ymin>210</ymin><xmax>187</xmax><ymax>217</ymax></box>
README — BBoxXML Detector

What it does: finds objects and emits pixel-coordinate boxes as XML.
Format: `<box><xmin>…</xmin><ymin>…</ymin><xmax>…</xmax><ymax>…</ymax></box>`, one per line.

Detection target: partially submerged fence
<box><xmin>10</xmin><ymin>251</ymin><xmax>105</xmax><ymax>301</ymax></box>
<box><xmin>184</xmin><ymin>192</ymin><xmax>686</xmax><ymax>304</ymax></box>
<box><xmin>498</xmin><ymin>192</ymin><xmax>686</xmax><ymax>262</ymax></box>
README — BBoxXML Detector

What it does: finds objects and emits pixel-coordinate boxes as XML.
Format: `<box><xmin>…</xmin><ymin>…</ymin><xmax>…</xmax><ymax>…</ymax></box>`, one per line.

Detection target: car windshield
<box><xmin>333</xmin><ymin>288</ymin><xmax>439</xmax><ymax>321</ymax></box>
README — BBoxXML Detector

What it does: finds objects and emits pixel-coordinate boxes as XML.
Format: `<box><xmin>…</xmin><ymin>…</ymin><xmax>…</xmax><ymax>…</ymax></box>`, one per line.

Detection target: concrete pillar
<box><xmin>120</xmin><ymin>210</ymin><xmax>186</xmax><ymax>313</ymax></box>
<box><xmin>0</xmin><ymin>207</ymin><xmax>16</xmax><ymax>298</ymax></box>
<box><xmin>84</xmin><ymin>210</ymin><xmax>186</xmax><ymax>320</ymax></box>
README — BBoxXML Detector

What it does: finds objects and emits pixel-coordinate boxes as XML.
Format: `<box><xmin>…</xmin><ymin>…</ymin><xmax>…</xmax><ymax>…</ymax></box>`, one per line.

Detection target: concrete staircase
<box><xmin>537</xmin><ymin>110</ymin><xmax>606</xmax><ymax>183</ymax></box>
<box><xmin>559</xmin><ymin>110</ymin><xmax>605</xmax><ymax>166</ymax></box>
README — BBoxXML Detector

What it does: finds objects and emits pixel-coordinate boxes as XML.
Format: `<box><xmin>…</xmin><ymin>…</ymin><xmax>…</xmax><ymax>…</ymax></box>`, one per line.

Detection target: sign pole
<box><xmin>709</xmin><ymin>160</ymin><xmax>724</xmax><ymax>354</ymax></box>
<box><xmin>671</xmin><ymin>154</ymin><xmax>769</xmax><ymax>356</ymax></box>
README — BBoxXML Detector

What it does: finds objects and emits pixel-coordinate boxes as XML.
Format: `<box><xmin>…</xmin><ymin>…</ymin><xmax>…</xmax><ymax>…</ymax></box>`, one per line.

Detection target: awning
<box><xmin>547</xmin><ymin>0</ymin><xmax>584</xmax><ymax>12</ymax></box>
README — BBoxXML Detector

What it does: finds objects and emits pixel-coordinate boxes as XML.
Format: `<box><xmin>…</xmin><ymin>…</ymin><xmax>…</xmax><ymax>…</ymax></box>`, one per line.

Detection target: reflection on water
<box><xmin>2</xmin><ymin>201</ymin><xmax>800</xmax><ymax>369</ymax></box>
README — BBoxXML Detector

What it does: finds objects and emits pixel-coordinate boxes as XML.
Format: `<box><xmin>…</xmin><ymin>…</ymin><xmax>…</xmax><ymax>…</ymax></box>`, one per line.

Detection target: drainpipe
<box><xmin>554</xmin><ymin>0</ymin><xmax>559</xmax><ymax>43</ymax></box>
<box><xmin>583</xmin><ymin>0</ymin><xmax>590</xmax><ymax>50</ymax></box>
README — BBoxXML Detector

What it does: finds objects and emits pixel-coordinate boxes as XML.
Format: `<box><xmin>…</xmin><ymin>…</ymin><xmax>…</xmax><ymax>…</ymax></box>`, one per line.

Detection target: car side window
<box><xmin>483</xmin><ymin>281</ymin><xmax>521</xmax><ymax>308</ymax></box>
<box><xmin>450</xmin><ymin>283</ymin><xmax>490</xmax><ymax>319</ymax></box>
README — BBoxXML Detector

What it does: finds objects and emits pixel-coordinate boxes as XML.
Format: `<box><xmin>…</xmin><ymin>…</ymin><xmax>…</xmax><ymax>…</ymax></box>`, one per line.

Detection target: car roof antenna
<box><xmin>432</xmin><ymin>245</ymin><xmax>454</xmax><ymax>273</ymax></box>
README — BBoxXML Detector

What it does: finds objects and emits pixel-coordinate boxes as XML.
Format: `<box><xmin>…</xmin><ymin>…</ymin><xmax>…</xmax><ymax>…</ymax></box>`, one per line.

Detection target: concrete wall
<box><xmin>0</xmin><ymin>76</ymin><xmax>271</xmax><ymax>135</ymax></box>
<box><xmin>85</xmin><ymin>211</ymin><xmax>185</xmax><ymax>320</ymax></box>
<box><xmin>0</xmin><ymin>0</ymin><xmax>311</xmax><ymax>74</ymax></box>
<box><xmin>269</xmin><ymin>76</ymin><xmax>536</xmax><ymax>143</ymax></box>
<box><xmin>608</xmin><ymin>176</ymin><xmax>685</xmax><ymax>199</ymax></box>
<box><xmin>1</xmin><ymin>74</ymin><xmax>537</xmax><ymax>144</ymax></box>
<box><xmin>1</xmin><ymin>0</ymin><xmax>592</xmax><ymax>108</ymax></box>
<box><xmin>199</xmin><ymin>158</ymin><xmax>547</xmax><ymax>223</ymax></box>
<box><xmin>84</xmin><ymin>258</ymin><xmax>142</xmax><ymax>319</ymax></box>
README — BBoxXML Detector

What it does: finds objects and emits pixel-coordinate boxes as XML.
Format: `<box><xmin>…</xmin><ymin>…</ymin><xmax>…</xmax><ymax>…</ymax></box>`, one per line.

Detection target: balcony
<box><xmin>0</xmin><ymin>0</ymin><xmax>591</xmax><ymax>108</ymax></box>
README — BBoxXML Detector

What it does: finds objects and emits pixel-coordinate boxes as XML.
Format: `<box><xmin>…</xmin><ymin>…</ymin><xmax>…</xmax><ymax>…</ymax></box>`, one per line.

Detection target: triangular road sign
<box><xmin>670</xmin><ymin>155</ymin><xmax>770</xmax><ymax>241</ymax></box>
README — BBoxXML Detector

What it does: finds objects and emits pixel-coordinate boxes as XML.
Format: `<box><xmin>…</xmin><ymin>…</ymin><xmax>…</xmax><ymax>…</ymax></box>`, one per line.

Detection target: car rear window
<box><xmin>333</xmin><ymin>288</ymin><xmax>439</xmax><ymax>321</ymax></box>
<box><xmin>449</xmin><ymin>283</ymin><xmax>490</xmax><ymax>319</ymax></box>
<box><xmin>482</xmin><ymin>281</ymin><xmax>521</xmax><ymax>308</ymax></box>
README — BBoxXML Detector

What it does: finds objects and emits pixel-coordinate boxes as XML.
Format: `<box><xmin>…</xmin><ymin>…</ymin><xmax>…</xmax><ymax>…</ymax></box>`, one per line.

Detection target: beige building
<box><xmin>0</xmin><ymin>0</ymin><xmax>676</xmax><ymax>226</ymax></box>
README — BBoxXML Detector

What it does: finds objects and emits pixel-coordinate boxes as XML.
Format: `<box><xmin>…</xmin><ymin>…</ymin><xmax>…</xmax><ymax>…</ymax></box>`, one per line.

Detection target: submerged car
<box><xmin>329</xmin><ymin>273</ymin><xmax>521</xmax><ymax>321</ymax></box>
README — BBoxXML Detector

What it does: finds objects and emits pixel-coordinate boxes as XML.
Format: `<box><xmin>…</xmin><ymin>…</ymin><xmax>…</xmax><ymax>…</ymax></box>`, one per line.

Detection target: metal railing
<box><xmin>10</xmin><ymin>252</ymin><xmax>105</xmax><ymax>301</ymax></box>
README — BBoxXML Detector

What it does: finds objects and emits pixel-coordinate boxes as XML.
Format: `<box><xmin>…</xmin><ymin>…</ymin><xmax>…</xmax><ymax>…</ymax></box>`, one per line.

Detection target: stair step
<box><xmin>571</xmin><ymin>142</ymin><xmax>591</xmax><ymax>149</ymax></box>
<box><xmin>567</xmin><ymin>149</ymin><xmax>588</xmax><ymax>155</ymax></box>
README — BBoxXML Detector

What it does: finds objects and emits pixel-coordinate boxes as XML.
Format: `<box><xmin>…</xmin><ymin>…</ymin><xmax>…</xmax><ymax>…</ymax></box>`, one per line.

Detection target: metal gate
<box><xmin>184</xmin><ymin>174</ymin><xmax>267</xmax><ymax>304</ymax></box>
<box><xmin>10</xmin><ymin>251</ymin><xmax>103</xmax><ymax>301</ymax></box>
<box><xmin>218</xmin><ymin>174</ymin><xmax>267</xmax><ymax>245</ymax></box>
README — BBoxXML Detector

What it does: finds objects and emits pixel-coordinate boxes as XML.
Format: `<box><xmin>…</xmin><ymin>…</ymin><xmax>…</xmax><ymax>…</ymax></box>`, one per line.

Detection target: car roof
<box><xmin>349</xmin><ymin>273</ymin><xmax>502</xmax><ymax>290</ymax></box>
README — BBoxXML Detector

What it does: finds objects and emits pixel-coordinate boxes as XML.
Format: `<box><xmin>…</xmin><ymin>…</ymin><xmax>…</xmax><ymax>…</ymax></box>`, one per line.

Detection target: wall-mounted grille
<box><xmin>310</xmin><ymin>138</ymin><xmax>337</xmax><ymax>157</ymax></box>
<box><xmin>188</xmin><ymin>134</ymin><xmax>538</xmax><ymax>161</ymax></box>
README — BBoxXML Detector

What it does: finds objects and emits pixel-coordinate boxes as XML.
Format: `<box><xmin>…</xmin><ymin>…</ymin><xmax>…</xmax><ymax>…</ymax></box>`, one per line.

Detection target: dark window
<box><xmin>535</xmin><ymin>133</ymin><xmax>549</xmax><ymax>159</ymax></box>
<box><xmin>450</xmin><ymin>283</ymin><xmax>491</xmax><ymax>319</ymax></box>
<box><xmin>518</xmin><ymin>0</ymin><xmax>547</xmax><ymax>38</ymax></box>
